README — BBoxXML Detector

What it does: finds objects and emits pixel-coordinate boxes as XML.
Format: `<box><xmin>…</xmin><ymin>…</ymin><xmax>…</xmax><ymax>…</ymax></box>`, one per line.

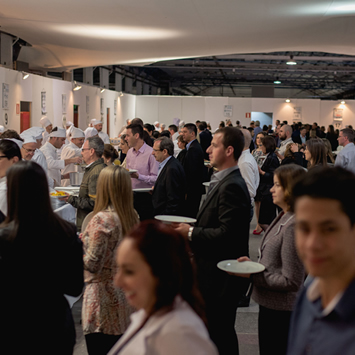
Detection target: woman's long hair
<box><xmin>125</xmin><ymin>220</ymin><xmax>206</xmax><ymax>322</ymax></box>
<box><xmin>93</xmin><ymin>165</ymin><xmax>138</xmax><ymax>235</ymax></box>
<box><xmin>306</xmin><ymin>138</ymin><xmax>327</xmax><ymax>168</ymax></box>
<box><xmin>3</xmin><ymin>161</ymin><xmax>64</xmax><ymax>238</ymax></box>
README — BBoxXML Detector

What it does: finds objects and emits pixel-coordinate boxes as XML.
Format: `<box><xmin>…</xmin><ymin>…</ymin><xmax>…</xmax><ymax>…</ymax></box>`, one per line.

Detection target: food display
<box><xmin>50</xmin><ymin>191</ymin><xmax>67</xmax><ymax>197</ymax></box>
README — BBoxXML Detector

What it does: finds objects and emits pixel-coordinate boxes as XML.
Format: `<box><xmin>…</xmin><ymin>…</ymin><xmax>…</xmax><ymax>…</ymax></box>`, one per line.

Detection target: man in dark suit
<box><xmin>151</xmin><ymin>137</ymin><xmax>186</xmax><ymax>216</ymax></box>
<box><xmin>181</xmin><ymin>123</ymin><xmax>205</xmax><ymax>218</ymax></box>
<box><xmin>198</xmin><ymin>121</ymin><xmax>212</xmax><ymax>160</ymax></box>
<box><xmin>176</xmin><ymin>127</ymin><xmax>251</xmax><ymax>355</ymax></box>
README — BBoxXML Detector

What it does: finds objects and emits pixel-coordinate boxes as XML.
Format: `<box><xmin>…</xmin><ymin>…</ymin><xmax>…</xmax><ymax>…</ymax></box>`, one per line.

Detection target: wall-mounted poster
<box><xmin>100</xmin><ymin>98</ymin><xmax>104</xmax><ymax>115</ymax></box>
<box><xmin>86</xmin><ymin>96</ymin><xmax>89</xmax><ymax>114</ymax></box>
<box><xmin>62</xmin><ymin>94</ymin><xmax>66</xmax><ymax>114</ymax></box>
<box><xmin>293</xmin><ymin>107</ymin><xmax>302</xmax><ymax>120</ymax></box>
<box><xmin>333</xmin><ymin>121</ymin><xmax>342</xmax><ymax>130</ymax></box>
<box><xmin>333</xmin><ymin>108</ymin><xmax>343</xmax><ymax>120</ymax></box>
<box><xmin>224</xmin><ymin>105</ymin><xmax>233</xmax><ymax>117</ymax></box>
<box><xmin>114</xmin><ymin>99</ymin><xmax>117</xmax><ymax>116</ymax></box>
<box><xmin>2</xmin><ymin>83</ymin><xmax>9</xmax><ymax>110</ymax></box>
<box><xmin>41</xmin><ymin>91</ymin><xmax>46</xmax><ymax>114</ymax></box>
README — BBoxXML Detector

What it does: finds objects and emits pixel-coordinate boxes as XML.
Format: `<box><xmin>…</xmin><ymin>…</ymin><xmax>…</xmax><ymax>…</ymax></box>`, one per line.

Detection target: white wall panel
<box><xmin>158</xmin><ymin>97</ymin><xmax>182</xmax><ymax>126</ymax></box>
<box><xmin>182</xmin><ymin>97</ymin><xmax>205</xmax><ymax>124</ymax></box>
<box><xmin>136</xmin><ymin>96</ymin><xmax>159</xmax><ymax>123</ymax></box>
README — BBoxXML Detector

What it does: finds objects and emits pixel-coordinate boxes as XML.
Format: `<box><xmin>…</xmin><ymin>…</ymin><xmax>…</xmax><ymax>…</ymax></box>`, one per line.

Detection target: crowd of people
<box><xmin>0</xmin><ymin>116</ymin><xmax>355</xmax><ymax>355</ymax></box>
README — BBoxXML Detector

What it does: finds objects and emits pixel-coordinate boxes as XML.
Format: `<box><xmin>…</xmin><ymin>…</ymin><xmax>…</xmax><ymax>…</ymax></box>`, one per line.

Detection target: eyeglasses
<box><xmin>81</xmin><ymin>148</ymin><xmax>91</xmax><ymax>151</ymax></box>
<box><xmin>0</xmin><ymin>156</ymin><xmax>8</xmax><ymax>159</ymax></box>
<box><xmin>152</xmin><ymin>149</ymin><xmax>161</xmax><ymax>152</ymax></box>
<box><xmin>23</xmin><ymin>147</ymin><xmax>36</xmax><ymax>153</ymax></box>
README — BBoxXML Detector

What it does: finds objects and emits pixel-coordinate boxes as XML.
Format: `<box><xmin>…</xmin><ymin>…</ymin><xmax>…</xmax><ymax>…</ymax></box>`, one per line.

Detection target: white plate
<box><xmin>217</xmin><ymin>260</ymin><xmax>265</xmax><ymax>274</ymax></box>
<box><xmin>204</xmin><ymin>161</ymin><xmax>211</xmax><ymax>166</ymax></box>
<box><xmin>155</xmin><ymin>215</ymin><xmax>197</xmax><ymax>224</ymax></box>
<box><xmin>128</xmin><ymin>169</ymin><xmax>138</xmax><ymax>174</ymax></box>
<box><xmin>132</xmin><ymin>188</ymin><xmax>153</xmax><ymax>192</ymax></box>
<box><xmin>55</xmin><ymin>186</ymin><xmax>80</xmax><ymax>191</ymax></box>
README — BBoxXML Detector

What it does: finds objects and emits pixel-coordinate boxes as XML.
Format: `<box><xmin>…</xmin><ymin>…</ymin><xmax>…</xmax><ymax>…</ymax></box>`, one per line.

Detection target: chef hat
<box><xmin>85</xmin><ymin>127</ymin><xmax>98</xmax><ymax>140</ymax></box>
<box><xmin>2</xmin><ymin>138</ymin><xmax>23</xmax><ymax>149</ymax></box>
<box><xmin>173</xmin><ymin>118</ymin><xmax>180</xmax><ymax>127</ymax></box>
<box><xmin>154</xmin><ymin>121</ymin><xmax>159</xmax><ymax>126</ymax></box>
<box><xmin>21</xmin><ymin>127</ymin><xmax>44</xmax><ymax>140</ymax></box>
<box><xmin>71</xmin><ymin>128</ymin><xmax>85</xmax><ymax>139</ymax></box>
<box><xmin>21</xmin><ymin>135</ymin><xmax>37</xmax><ymax>145</ymax></box>
<box><xmin>91</xmin><ymin>119</ymin><xmax>102</xmax><ymax>126</ymax></box>
<box><xmin>66</xmin><ymin>121</ymin><xmax>73</xmax><ymax>127</ymax></box>
<box><xmin>179</xmin><ymin>120</ymin><xmax>185</xmax><ymax>128</ymax></box>
<box><xmin>0</xmin><ymin>125</ymin><xmax>4</xmax><ymax>133</ymax></box>
<box><xmin>39</xmin><ymin>116</ymin><xmax>52</xmax><ymax>128</ymax></box>
<box><xmin>49</xmin><ymin>127</ymin><xmax>66</xmax><ymax>138</ymax></box>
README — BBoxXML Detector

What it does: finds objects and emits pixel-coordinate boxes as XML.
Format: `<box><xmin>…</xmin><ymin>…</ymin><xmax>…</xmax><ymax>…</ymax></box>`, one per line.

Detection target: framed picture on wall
<box><xmin>86</xmin><ymin>96</ymin><xmax>89</xmax><ymax>114</ymax></box>
<box><xmin>62</xmin><ymin>94</ymin><xmax>66</xmax><ymax>114</ymax></box>
<box><xmin>2</xmin><ymin>83</ymin><xmax>9</xmax><ymax>110</ymax></box>
<box><xmin>41</xmin><ymin>91</ymin><xmax>46</xmax><ymax>114</ymax></box>
<box><xmin>100</xmin><ymin>98</ymin><xmax>104</xmax><ymax>115</ymax></box>
<box><xmin>333</xmin><ymin>108</ymin><xmax>343</xmax><ymax>119</ymax></box>
<box><xmin>114</xmin><ymin>99</ymin><xmax>117</xmax><ymax>116</ymax></box>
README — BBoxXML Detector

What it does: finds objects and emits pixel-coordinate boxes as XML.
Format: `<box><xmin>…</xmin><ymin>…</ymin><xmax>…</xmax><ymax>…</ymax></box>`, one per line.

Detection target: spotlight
<box><xmin>285</xmin><ymin>99</ymin><xmax>291</xmax><ymax>103</ymax></box>
<box><xmin>100</xmin><ymin>88</ymin><xmax>106</xmax><ymax>93</ymax></box>
<box><xmin>73</xmin><ymin>81</ymin><xmax>82</xmax><ymax>91</ymax></box>
<box><xmin>22</xmin><ymin>72</ymin><xmax>29</xmax><ymax>80</ymax></box>
<box><xmin>119</xmin><ymin>91</ymin><xmax>123</xmax><ymax>97</ymax></box>
<box><xmin>274</xmin><ymin>77</ymin><xmax>281</xmax><ymax>84</ymax></box>
<box><xmin>286</xmin><ymin>55</ymin><xmax>297</xmax><ymax>65</ymax></box>
<box><xmin>340</xmin><ymin>100</ymin><xmax>345</xmax><ymax>105</ymax></box>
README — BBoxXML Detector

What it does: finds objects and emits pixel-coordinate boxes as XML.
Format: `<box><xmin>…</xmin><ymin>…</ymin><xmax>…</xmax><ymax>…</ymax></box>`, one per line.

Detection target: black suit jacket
<box><xmin>191</xmin><ymin>168</ymin><xmax>251</xmax><ymax>299</ymax></box>
<box><xmin>199</xmin><ymin>130</ymin><xmax>212</xmax><ymax>160</ymax></box>
<box><xmin>152</xmin><ymin>156</ymin><xmax>186</xmax><ymax>216</ymax></box>
<box><xmin>258</xmin><ymin>151</ymin><xmax>280</xmax><ymax>196</ymax></box>
<box><xmin>182</xmin><ymin>139</ymin><xmax>205</xmax><ymax>217</ymax></box>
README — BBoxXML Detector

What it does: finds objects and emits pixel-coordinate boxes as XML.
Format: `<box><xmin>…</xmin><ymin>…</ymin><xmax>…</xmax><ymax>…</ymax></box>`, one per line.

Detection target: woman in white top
<box><xmin>108</xmin><ymin>220</ymin><xmax>218</xmax><ymax>355</ymax></box>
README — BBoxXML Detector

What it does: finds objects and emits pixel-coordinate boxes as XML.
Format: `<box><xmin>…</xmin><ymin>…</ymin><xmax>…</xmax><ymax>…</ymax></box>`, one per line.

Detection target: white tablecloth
<box><xmin>54</xmin><ymin>204</ymin><xmax>77</xmax><ymax>224</ymax></box>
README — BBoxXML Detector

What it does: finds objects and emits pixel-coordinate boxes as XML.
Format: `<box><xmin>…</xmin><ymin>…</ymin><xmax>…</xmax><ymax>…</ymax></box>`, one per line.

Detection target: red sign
<box><xmin>16</xmin><ymin>103</ymin><xmax>20</xmax><ymax>115</ymax></box>
<box><xmin>246</xmin><ymin>112</ymin><xmax>251</xmax><ymax>119</ymax></box>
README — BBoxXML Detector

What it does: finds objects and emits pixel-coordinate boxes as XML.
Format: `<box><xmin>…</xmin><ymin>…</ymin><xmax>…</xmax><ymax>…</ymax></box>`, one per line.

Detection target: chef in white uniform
<box><xmin>84</xmin><ymin>127</ymin><xmax>98</xmax><ymax>141</ymax></box>
<box><xmin>39</xmin><ymin>116</ymin><xmax>53</xmax><ymax>146</ymax></box>
<box><xmin>20</xmin><ymin>127</ymin><xmax>55</xmax><ymax>189</ymax></box>
<box><xmin>0</xmin><ymin>139</ymin><xmax>22</xmax><ymax>218</ymax></box>
<box><xmin>92</xmin><ymin>119</ymin><xmax>110</xmax><ymax>144</ymax></box>
<box><xmin>40</xmin><ymin>127</ymin><xmax>82</xmax><ymax>187</ymax></box>
<box><xmin>61</xmin><ymin>127</ymin><xmax>85</xmax><ymax>187</ymax></box>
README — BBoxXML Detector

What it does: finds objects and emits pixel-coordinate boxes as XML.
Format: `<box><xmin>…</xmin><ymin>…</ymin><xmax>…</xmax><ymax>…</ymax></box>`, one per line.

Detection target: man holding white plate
<box><xmin>175</xmin><ymin>127</ymin><xmax>251</xmax><ymax>355</ymax></box>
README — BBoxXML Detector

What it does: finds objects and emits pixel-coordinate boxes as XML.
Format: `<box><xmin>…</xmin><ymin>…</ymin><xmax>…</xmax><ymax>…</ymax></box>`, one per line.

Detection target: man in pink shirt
<box><xmin>125</xmin><ymin>123</ymin><xmax>158</xmax><ymax>219</ymax></box>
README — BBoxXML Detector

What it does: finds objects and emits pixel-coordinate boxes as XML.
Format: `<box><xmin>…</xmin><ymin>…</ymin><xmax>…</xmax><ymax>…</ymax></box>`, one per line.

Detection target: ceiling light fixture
<box><xmin>73</xmin><ymin>81</ymin><xmax>82</xmax><ymax>91</ymax></box>
<box><xmin>22</xmin><ymin>72</ymin><xmax>29</xmax><ymax>80</ymax></box>
<box><xmin>286</xmin><ymin>55</ymin><xmax>297</xmax><ymax>65</ymax></box>
<box><xmin>118</xmin><ymin>91</ymin><xmax>123</xmax><ymax>97</ymax></box>
<box><xmin>340</xmin><ymin>100</ymin><xmax>345</xmax><ymax>105</ymax></box>
<box><xmin>100</xmin><ymin>88</ymin><xmax>106</xmax><ymax>93</ymax></box>
<box><xmin>285</xmin><ymin>99</ymin><xmax>291</xmax><ymax>103</ymax></box>
<box><xmin>274</xmin><ymin>77</ymin><xmax>281</xmax><ymax>84</ymax></box>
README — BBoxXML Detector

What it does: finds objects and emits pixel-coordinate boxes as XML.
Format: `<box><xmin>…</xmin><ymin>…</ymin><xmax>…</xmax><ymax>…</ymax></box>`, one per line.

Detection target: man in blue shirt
<box><xmin>287</xmin><ymin>167</ymin><xmax>355</xmax><ymax>355</ymax></box>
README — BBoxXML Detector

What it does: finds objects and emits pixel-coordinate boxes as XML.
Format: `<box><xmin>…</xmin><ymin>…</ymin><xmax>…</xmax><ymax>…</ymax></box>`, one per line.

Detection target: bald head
<box><xmin>241</xmin><ymin>129</ymin><xmax>252</xmax><ymax>149</ymax></box>
<box><xmin>279</xmin><ymin>124</ymin><xmax>292</xmax><ymax>140</ymax></box>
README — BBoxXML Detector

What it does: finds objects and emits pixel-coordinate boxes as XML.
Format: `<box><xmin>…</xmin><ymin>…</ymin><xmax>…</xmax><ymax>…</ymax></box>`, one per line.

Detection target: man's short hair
<box><xmin>215</xmin><ymin>127</ymin><xmax>244</xmax><ymax>161</ymax></box>
<box><xmin>255</xmin><ymin>121</ymin><xmax>260</xmax><ymax>127</ymax></box>
<box><xmin>341</xmin><ymin>128</ymin><xmax>355</xmax><ymax>143</ymax></box>
<box><xmin>241</xmin><ymin>129</ymin><xmax>252</xmax><ymax>149</ymax></box>
<box><xmin>144</xmin><ymin>123</ymin><xmax>153</xmax><ymax>133</ymax></box>
<box><xmin>283</xmin><ymin>125</ymin><xmax>293</xmax><ymax>136</ymax></box>
<box><xmin>198</xmin><ymin>122</ymin><xmax>207</xmax><ymax>131</ymax></box>
<box><xmin>160</xmin><ymin>130</ymin><xmax>171</xmax><ymax>138</ymax></box>
<box><xmin>87</xmin><ymin>136</ymin><xmax>104</xmax><ymax>157</ymax></box>
<box><xmin>168</xmin><ymin>124</ymin><xmax>178</xmax><ymax>133</ymax></box>
<box><xmin>155</xmin><ymin>137</ymin><xmax>174</xmax><ymax>156</ymax></box>
<box><xmin>126</xmin><ymin>123</ymin><xmax>144</xmax><ymax>139</ymax></box>
<box><xmin>291</xmin><ymin>167</ymin><xmax>355</xmax><ymax>225</ymax></box>
<box><xmin>1</xmin><ymin>129</ymin><xmax>24</xmax><ymax>141</ymax></box>
<box><xmin>184</xmin><ymin>123</ymin><xmax>197</xmax><ymax>136</ymax></box>
<box><xmin>131</xmin><ymin>118</ymin><xmax>144</xmax><ymax>127</ymax></box>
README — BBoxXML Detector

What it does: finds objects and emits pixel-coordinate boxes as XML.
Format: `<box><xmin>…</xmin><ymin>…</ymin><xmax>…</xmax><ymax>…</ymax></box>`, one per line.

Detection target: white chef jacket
<box><xmin>98</xmin><ymin>131</ymin><xmax>110</xmax><ymax>144</ymax></box>
<box><xmin>42</xmin><ymin>130</ymin><xmax>50</xmax><ymax>146</ymax></box>
<box><xmin>40</xmin><ymin>142</ymin><xmax>65</xmax><ymax>187</ymax></box>
<box><xmin>61</xmin><ymin>142</ymin><xmax>82</xmax><ymax>186</ymax></box>
<box><xmin>0</xmin><ymin>176</ymin><xmax>7</xmax><ymax>215</ymax></box>
<box><xmin>33</xmin><ymin>148</ymin><xmax>55</xmax><ymax>189</ymax></box>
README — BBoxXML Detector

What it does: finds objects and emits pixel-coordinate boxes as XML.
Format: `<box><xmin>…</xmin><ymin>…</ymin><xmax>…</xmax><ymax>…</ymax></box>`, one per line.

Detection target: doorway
<box><xmin>73</xmin><ymin>105</ymin><xmax>79</xmax><ymax>127</ymax></box>
<box><xmin>107</xmin><ymin>107</ymin><xmax>110</xmax><ymax>136</ymax></box>
<box><xmin>20</xmin><ymin>101</ymin><xmax>31</xmax><ymax>133</ymax></box>
<box><xmin>251</xmin><ymin>112</ymin><xmax>273</xmax><ymax>130</ymax></box>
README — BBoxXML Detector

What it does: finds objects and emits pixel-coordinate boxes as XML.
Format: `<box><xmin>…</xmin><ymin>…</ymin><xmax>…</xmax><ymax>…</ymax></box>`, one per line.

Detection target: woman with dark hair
<box><xmin>103</xmin><ymin>144</ymin><xmax>119</xmax><ymax>165</ymax></box>
<box><xmin>0</xmin><ymin>160</ymin><xmax>84</xmax><ymax>354</ymax></box>
<box><xmin>176</xmin><ymin>135</ymin><xmax>187</xmax><ymax>165</ymax></box>
<box><xmin>305</xmin><ymin>138</ymin><xmax>327</xmax><ymax>169</ymax></box>
<box><xmin>119</xmin><ymin>134</ymin><xmax>129</xmax><ymax>168</ymax></box>
<box><xmin>256</xmin><ymin>135</ymin><xmax>280</xmax><ymax>231</ymax></box>
<box><xmin>326</xmin><ymin>124</ymin><xmax>338</xmax><ymax>151</ymax></box>
<box><xmin>236</xmin><ymin>165</ymin><xmax>306</xmax><ymax>355</ymax></box>
<box><xmin>0</xmin><ymin>139</ymin><xmax>22</xmax><ymax>221</ymax></box>
<box><xmin>108</xmin><ymin>220</ymin><xmax>217</xmax><ymax>355</ymax></box>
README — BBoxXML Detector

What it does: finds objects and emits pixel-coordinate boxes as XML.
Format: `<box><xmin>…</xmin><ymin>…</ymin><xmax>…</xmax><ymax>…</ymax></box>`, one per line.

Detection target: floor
<box><xmin>72</xmin><ymin>215</ymin><xmax>262</xmax><ymax>355</ymax></box>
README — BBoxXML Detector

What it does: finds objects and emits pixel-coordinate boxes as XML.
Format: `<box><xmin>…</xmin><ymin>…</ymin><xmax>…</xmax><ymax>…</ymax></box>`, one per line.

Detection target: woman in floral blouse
<box><xmin>81</xmin><ymin>166</ymin><xmax>139</xmax><ymax>355</ymax></box>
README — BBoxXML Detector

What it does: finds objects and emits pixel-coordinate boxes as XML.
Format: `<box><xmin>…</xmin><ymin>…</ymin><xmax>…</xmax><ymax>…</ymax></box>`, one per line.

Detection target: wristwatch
<box><xmin>187</xmin><ymin>227</ymin><xmax>194</xmax><ymax>241</ymax></box>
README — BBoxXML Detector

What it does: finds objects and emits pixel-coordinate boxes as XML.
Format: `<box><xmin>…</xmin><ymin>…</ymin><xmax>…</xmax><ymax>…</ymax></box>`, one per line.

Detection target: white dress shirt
<box><xmin>40</xmin><ymin>142</ymin><xmax>65</xmax><ymax>187</ymax></box>
<box><xmin>33</xmin><ymin>148</ymin><xmax>54</xmax><ymax>189</ymax></box>
<box><xmin>238</xmin><ymin>149</ymin><xmax>260</xmax><ymax>205</ymax></box>
<box><xmin>279</xmin><ymin>137</ymin><xmax>294</xmax><ymax>157</ymax></box>
<box><xmin>42</xmin><ymin>130</ymin><xmax>50</xmax><ymax>146</ymax></box>
<box><xmin>0</xmin><ymin>176</ymin><xmax>7</xmax><ymax>215</ymax></box>
<box><xmin>61</xmin><ymin>142</ymin><xmax>82</xmax><ymax>186</ymax></box>
<box><xmin>335</xmin><ymin>142</ymin><xmax>355</xmax><ymax>174</ymax></box>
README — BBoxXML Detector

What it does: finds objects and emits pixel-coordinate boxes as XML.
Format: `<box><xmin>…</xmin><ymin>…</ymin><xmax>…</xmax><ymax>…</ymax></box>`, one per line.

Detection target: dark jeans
<box><xmin>258</xmin><ymin>305</ymin><xmax>292</xmax><ymax>355</ymax></box>
<box><xmin>85</xmin><ymin>333</ymin><xmax>122</xmax><ymax>355</ymax></box>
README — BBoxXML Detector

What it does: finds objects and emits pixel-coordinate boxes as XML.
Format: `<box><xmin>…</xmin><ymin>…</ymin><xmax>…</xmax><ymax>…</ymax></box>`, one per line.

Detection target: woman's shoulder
<box><xmin>90</xmin><ymin>210</ymin><xmax>121</xmax><ymax>229</ymax></box>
